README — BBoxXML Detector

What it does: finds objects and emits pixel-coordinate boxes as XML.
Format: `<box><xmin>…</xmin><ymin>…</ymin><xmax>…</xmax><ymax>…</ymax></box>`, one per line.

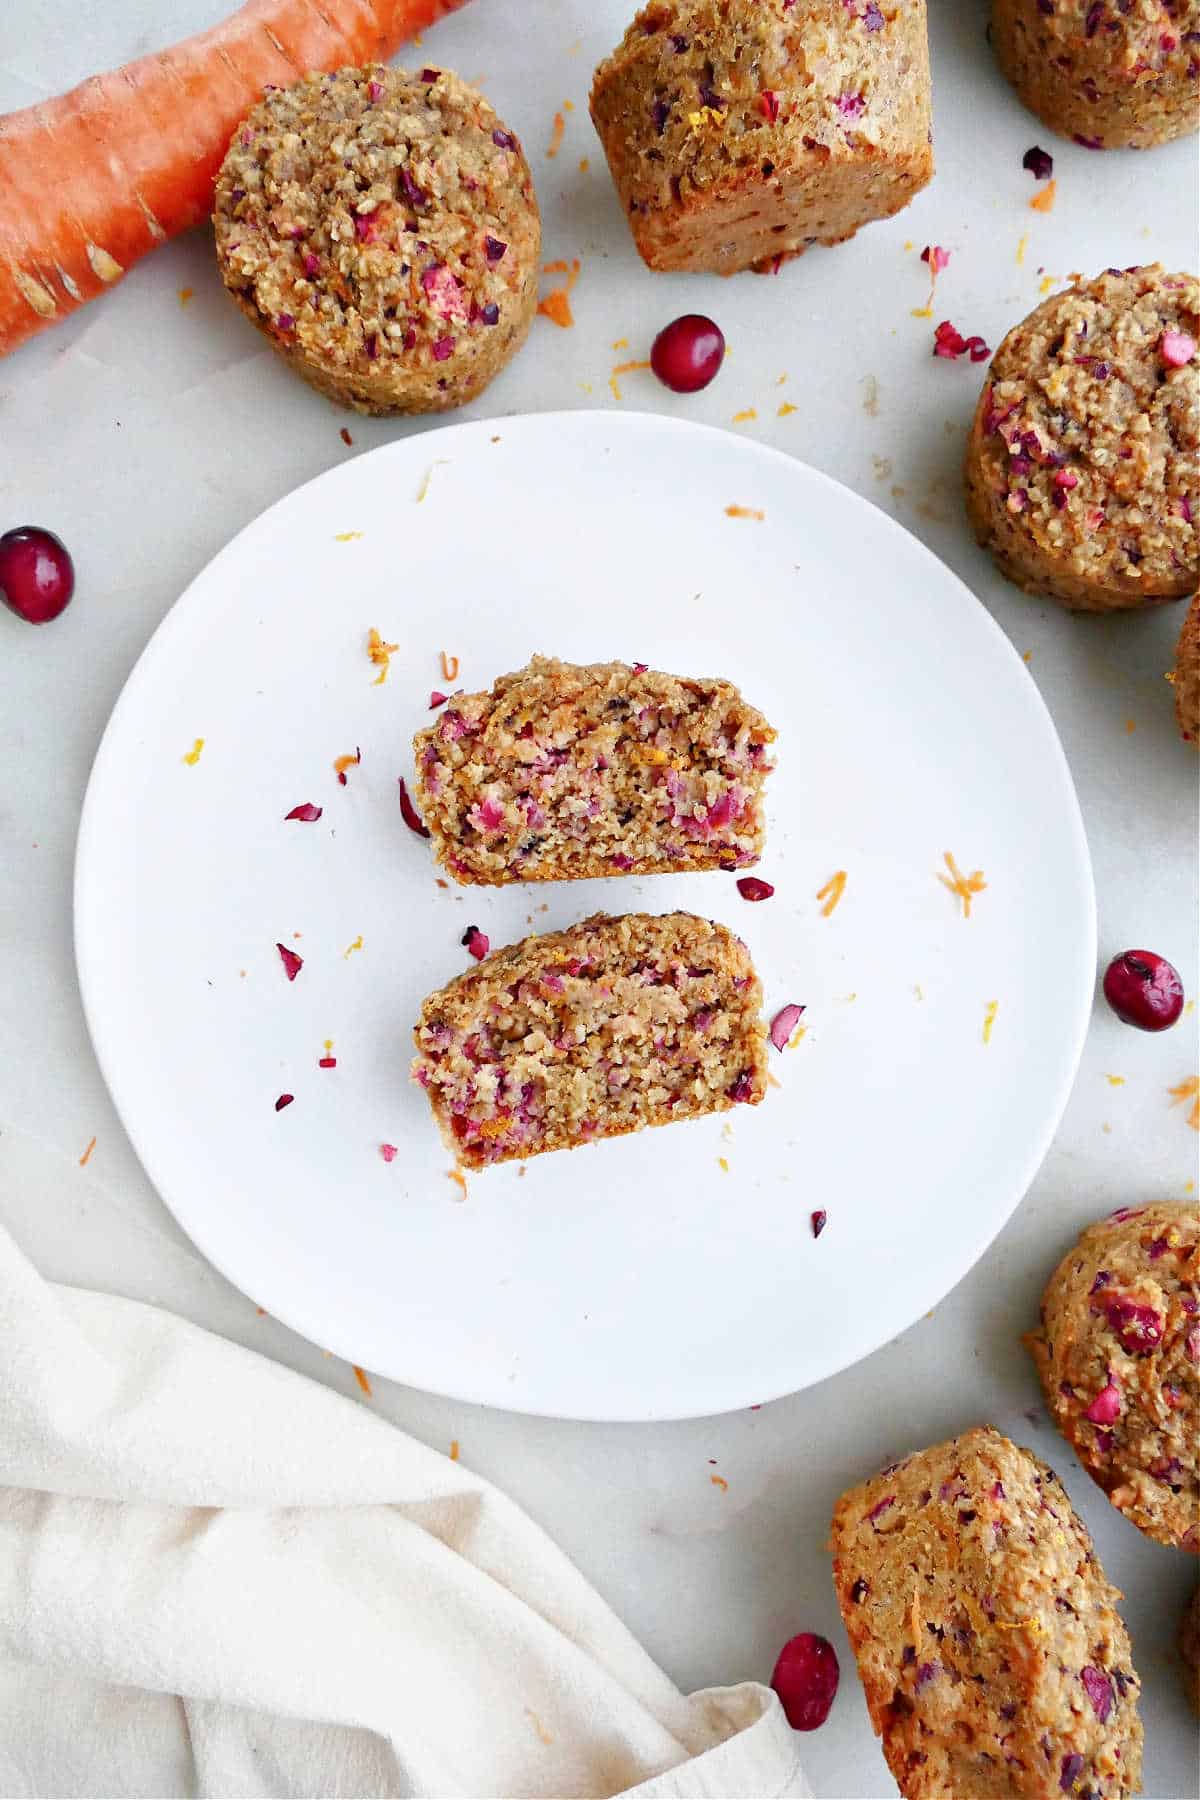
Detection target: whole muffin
<box><xmin>831</xmin><ymin>1426</ymin><xmax>1143</xmax><ymax>1800</ymax></box>
<box><xmin>1180</xmin><ymin>1588</ymin><xmax>1200</xmax><ymax>1713</ymax></box>
<box><xmin>1027</xmin><ymin>1202</ymin><xmax>1199</xmax><ymax>1551</ymax></box>
<box><xmin>214</xmin><ymin>65</ymin><xmax>540</xmax><ymax>415</ymax></box>
<box><xmin>965</xmin><ymin>265</ymin><xmax>1199</xmax><ymax>610</ymax></box>
<box><xmin>991</xmin><ymin>0</ymin><xmax>1200</xmax><ymax>151</ymax></box>
<box><xmin>1174</xmin><ymin>592</ymin><xmax>1200</xmax><ymax>747</ymax></box>
<box><xmin>589</xmin><ymin>0</ymin><xmax>933</xmax><ymax>275</ymax></box>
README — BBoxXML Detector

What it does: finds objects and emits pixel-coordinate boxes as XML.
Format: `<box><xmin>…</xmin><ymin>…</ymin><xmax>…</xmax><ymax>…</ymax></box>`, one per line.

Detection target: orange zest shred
<box><xmin>343</xmin><ymin>935</ymin><xmax>364</xmax><ymax>959</ymax></box>
<box><xmin>732</xmin><ymin>407</ymin><xmax>757</xmax><ymax>423</ymax></box>
<box><xmin>725</xmin><ymin>504</ymin><xmax>765</xmax><ymax>521</ymax></box>
<box><xmin>579</xmin><ymin>155</ymin><xmax>590</xmax><ymax>171</ymax></box>
<box><xmin>609</xmin><ymin>357</ymin><xmax>651</xmax><ymax>400</ymax></box>
<box><xmin>78</xmin><ymin>1136</ymin><xmax>97</xmax><ymax>1167</ymax></box>
<box><xmin>546</xmin><ymin>108</ymin><xmax>566</xmax><ymax>158</ymax></box>
<box><xmin>334</xmin><ymin>530</ymin><xmax>364</xmax><ymax>542</ymax></box>
<box><xmin>1168</xmin><ymin>1076</ymin><xmax>1199</xmax><ymax>1131</ymax></box>
<box><xmin>982</xmin><ymin>1000</ymin><xmax>999</xmax><ymax>1044</ymax></box>
<box><xmin>1105</xmin><ymin>1074</ymin><xmax>1125</xmax><ymax>1087</ymax></box>
<box><xmin>447</xmin><ymin>1165</ymin><xmax>468</xmax><ymax>1197</ymax></box>
<box><xmin>352</xmin><ymin>1364</ymin><xmax>373</xmax><ymax>1397</ymax></box>
<box><xmin>718</xmin><ymin>1155</ymin><xmax>730</xmax><ymax>1172</ymax></box>
<box><xmin>333</xmin><ymin>750</ymin><xmax>360</xmax><ymax>781</ymax></box>
<box><xmin>1015</xmin><ymin>234</ymin><xmax>1028</xmax><ymax>267</ymax></box>
<box><xmin>525</xmin><ymin>1708</ymin><xmax>554</xmax><ymax>1746</ymax></box>
<box><xmin>778</xmin><ymin>401</ymin><xmax>798</xmax><ymax>417</ymax></box>
<box><xmin>816</xmin><ymin>870</ymin><xmax>847</xmax><ymax>917</ymax></box>
<box><xmin>182</xmin><ymin>737</ymin><xmax>205</xmax><ymax>766</ymax></box>
<box><xmin>449</xmin><ymin>1438</ymin><xmax>460</xmax><ymax>1461</ymax></box>
<box><xmin>710</xmin><ymin>1473</ymin><xmax>729</xmax><ymax>1492</ymax></box>
<box><xmin>938</xmin><ymin>851</ymin><xmax>987</xmax><ymax>918</ymax></box>
<box><xmin>1029</xmin><ymin>178</ymin><xmax>1057</xmax><ymax>214</ymax></box>
<box><xmin>367</xmin><ymin>626</ymin><xmax>399</xmax><ymax>685</ymax></box>
<box><xmin>440</xmin><ymin>650</ymin><xmax>459</xmax><ymax>682</ymax></box>
<box><xmin>178</xmin><ymin>286</ymin><xmax>194</xmax><ymax>306</ymax></box>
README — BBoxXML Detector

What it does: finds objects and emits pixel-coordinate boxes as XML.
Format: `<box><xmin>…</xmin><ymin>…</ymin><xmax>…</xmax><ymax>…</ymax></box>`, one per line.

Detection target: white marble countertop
<box><xmin>1</xmin><ymin>2</ymin><xmax>1196</xmax><ymax>1794</ymax></box>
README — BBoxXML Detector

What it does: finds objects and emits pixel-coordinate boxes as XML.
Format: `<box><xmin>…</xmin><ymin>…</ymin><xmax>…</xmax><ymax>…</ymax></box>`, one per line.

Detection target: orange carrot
<box><xmin>0</xmin><ymin>0</ymin><xmax>470</xmax><ymax>359</ymax></box>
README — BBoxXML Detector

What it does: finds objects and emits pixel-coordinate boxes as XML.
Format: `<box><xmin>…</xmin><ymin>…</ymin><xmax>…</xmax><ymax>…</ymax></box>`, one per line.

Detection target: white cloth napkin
<box><xmin>0</xmin><ymin>1176</ymin><xmax>809</xmax><ymax>1799</ymax></box>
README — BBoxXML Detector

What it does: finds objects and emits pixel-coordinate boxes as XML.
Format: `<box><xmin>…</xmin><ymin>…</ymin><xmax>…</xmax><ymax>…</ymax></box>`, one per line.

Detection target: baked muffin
<box><xmin>1174</xmin><ymin>592</ymin><xmax>1200</xmax><ymax>747</ymax></box>
<box><xmin>588</xmin><ymin>0</ymin><xmax>933</xmax><ymax>275</ymax></box>
<box><xmin>831</xmin><ymin>1427</ymin><xmax>1143</xmax><ymax>1800</ymax></box>
<box><xmin>214</xmin><ymin>65</ymin><xmax>540</xmax><ymax>414</ymax></box>
<box><xmin>1026</xmin><ymin>1203</ymin><xmax>1199</xmax><ymax>1551</ymax></box>
<box><xmin>412</xmin><ymin>911</ymin><xmax>768</xmax><ymax>1168</ymax></box>
<box><xmin>412</xmin><ymin>656</ymin><xmax>776</xmax><ymax>885</ymax></box>
<box><xmin>992</xmin><ymin>0</ymin><xmax>1200</xmax><ymax>151</ymax></box>
<box><xmin>965</xmin><ymin>265</ymin><xmax>1199</xmax><ymax>611</ymax></box>
<box><xmin>1180</xmin><ymin>1588</ymin><xmax>1200</xmax><ymax>1714</ymax></box>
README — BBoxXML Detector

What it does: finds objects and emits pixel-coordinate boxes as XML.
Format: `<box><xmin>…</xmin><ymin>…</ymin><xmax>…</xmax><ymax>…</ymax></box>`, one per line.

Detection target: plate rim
<box><xmin>73</xmin><ymin>408</ymin><xmax>1097</xmax><ymax>1421</ymax></box>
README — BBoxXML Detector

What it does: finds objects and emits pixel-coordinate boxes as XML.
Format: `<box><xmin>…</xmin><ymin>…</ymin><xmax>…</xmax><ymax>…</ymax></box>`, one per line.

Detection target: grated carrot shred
<box><xmin>938</xmin><ymin>851</ymin><xmax>987</xmax><ymax>919</ymax></box>
<box><xmin>725</xmin><ymin>504</ymin><xmax>765</xmax><ymax>521</ymax></box>
<box><xmin>609</xmin><ymin>358</ymin><xmax>651</xmax><ymax>400</ymax></box>
<box><xmin>816</xmin><ymin>870</ymin><xmax>847</xmax><ymax>917</ymax></box>
<box><xmin>1029</xmin><ymin>178</ymin><xmax>1057</xmax><ymax>214</ymax></box>
<box><xmin>538</xmin><ymin>258</ymin><xmax>580</xmax><ymax>327</ymax></box>
<box><xmin>78</xmin><ymin>1136</ymin><xmax>97</xmax><ymax>1167</ymax></box>
<box><xmin>367</xmin><ymin>626</ymin><xmax>398</xmax><ymax>685</ymax></box>
<box><xmin>1168</xmin><ymin>1077</ymin><xmax>1199</xmax><ymax>1131</ymax></box>
<box><xmin>440</xmin><ymin>650</ymin><xmax>459</xmax><ymax>682</ymax></box>
<box><xmin>352</xmin><ymin>1364</ymin><xmax>373</xmax><ymax>1397</ymax></box>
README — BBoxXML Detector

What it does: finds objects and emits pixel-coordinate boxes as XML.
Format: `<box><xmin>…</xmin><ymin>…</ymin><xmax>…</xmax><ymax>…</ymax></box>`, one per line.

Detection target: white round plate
<box><xmin>76</xmin><ymin>412</ymin><xmax>1094</xmax><ymax>1421</ymax></box>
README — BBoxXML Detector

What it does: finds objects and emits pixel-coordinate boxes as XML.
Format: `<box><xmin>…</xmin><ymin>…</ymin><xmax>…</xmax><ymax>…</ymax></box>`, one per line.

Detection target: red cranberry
<box><xmin>650</xmin><ymin>314</ymin><xmax>725</xmax><ymax>393</ymax></box>
<box><xmin>1102</xmin><ymin>950</ymin><xmax>1184</xmax><ymax>1032</ymax></box>
<box><xmin>0</xmin><ymin>527</ymin><xmax>75</xmax><ymax>624</ymax></box>
<box><xmin>770</xmin><ymin>1632</ymin><xmax>840</xmax><ymax>1730</ymax></box>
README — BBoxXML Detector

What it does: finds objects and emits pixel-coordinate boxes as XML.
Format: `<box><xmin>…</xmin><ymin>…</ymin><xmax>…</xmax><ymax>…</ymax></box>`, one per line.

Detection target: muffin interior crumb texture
<box><xmin>413</xmin><ymin>656</ymin><xmax>776</xmax><ymax>885</ymax></box>
<box><xmin>411</xmin><ymin>911</ymin><xmax>768</xmax><ymax>1168</ymax></box>
<box><xmin>832</xmin><ymin>1426</ymin><xmax>1144</xmax><ymax>1800</ymax></box>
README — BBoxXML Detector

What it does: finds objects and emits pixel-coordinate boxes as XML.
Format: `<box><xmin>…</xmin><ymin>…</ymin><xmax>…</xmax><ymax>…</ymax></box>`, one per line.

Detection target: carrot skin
<box><xmin>0</xmin><ymin>0</ymin><xmax>470</xmax><ymax>357</ymax></box>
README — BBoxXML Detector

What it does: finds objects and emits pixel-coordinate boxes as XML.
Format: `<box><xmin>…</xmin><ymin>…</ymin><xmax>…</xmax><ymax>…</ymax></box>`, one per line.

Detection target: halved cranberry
<box><xmin>650</xmin><ymin>314</ymin><xmax>725</xmax><ymax>393</ymax></box>
<box><xmin>771</xmin><ymin>1632</ymin><xmax>840</xmax><ymax>1730</ymax></box>
<box><xmin>0</xmin><ymin>527</ymin><xmax>75</xmax><ymax>624</ymax></box>
<box><xmin>1102</xmin><ymin>950</ymin><xmax>1184</xmax><ymax>1031</ymax></box>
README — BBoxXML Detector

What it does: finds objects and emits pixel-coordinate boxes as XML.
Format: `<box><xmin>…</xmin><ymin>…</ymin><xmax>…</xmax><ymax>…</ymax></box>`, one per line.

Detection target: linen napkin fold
<box><xmin>0</xmin><ymin>1198</ymin><xmax>809</xmax><ymax>1799</ymax></box>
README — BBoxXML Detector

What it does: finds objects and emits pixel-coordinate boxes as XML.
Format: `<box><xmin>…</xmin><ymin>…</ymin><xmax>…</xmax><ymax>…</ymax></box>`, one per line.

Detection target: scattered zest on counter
<box><xmin>938</xmin><ymin>851</ymin><xmax>987</xmax><ymax>918</ymax></box>
<box><xmin>182</xmin><ymin>737</ymin><xmax>205</xmax><ymax>766</ymax></box>
<box><xmin>1167</xmin><ymin>1076</ymin><xmax>1198</xmax><ymax>1130</ymax></box>
<box><xmin>352</xmin><ymin>1364</ymin><xmax>372</xmax><ymax>1397</ymax></box>
<box><xmin>78</xmin><ymin>1136</ymin><xmax>97</xmax><ymax>1167</ymax></box>
<box><xmin>367</xmin><ymin>627</ymin><xmax>399</xmax><ymax>685</ymax></box>
<box><xmin>1029</xmin><ymin>179</ymin><xmax>1057</xmax><ymax>214</ymax></box>
<box><xmin>816</xmin><ymin>870</ymin><xmax>847</xmax><ymax>917</ymax></box>
<box><xmin>725</xmin><ymin>504</ymin><xmax>764</xmax><ymax>521</ymax></box>
<box><xmin>334</xmin><ymin>747</ymin><xmax>361</xmax><ymax>786</ymax></box>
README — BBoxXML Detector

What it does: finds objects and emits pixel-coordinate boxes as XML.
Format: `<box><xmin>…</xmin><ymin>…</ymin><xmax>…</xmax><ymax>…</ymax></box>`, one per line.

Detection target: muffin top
<box><xmin>591</xmin><ymin>0</ymin><xmax>929</xmax><ymax>206</ymax></box>
<box><xmin>214</xmin><ymin>64</ymin><xmax>538</xmax><ymax>384</ymax></box>
<box><xmin>973</xmin><ymin>265</ymin><xmax>1199</xmax><ymax>598</ymax></box>
<box><xmin>1014</xmin><ymin>1</ymin><xmax>1200</xmax><ymax>95</ymax></box>
<box><xmin>1029</xmin><ymin>1201</ymin><xmax>1199</xmax><ymax>1550</ymax></box>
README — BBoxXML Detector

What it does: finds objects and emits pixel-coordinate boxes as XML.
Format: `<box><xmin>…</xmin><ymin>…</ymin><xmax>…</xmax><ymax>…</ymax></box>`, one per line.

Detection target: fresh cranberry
<box><xmin>770</xmin><ymin>1632</ymin><xmax>840</xmax><ymax>1730</ymax></box>
<box><xmin>0</xmin><ymin>527</ymin><xmax>75</xmax><ymax>624</ymax></box>
<box><xmin>650</xmin><ymin>314</ymin><xmax>725</xmax><ymax>393</ymax></box>
<box><xmin>1102</xmin><ymin>950</ymin><xmax>1184</xmax><ymax>1031</ymax></box>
